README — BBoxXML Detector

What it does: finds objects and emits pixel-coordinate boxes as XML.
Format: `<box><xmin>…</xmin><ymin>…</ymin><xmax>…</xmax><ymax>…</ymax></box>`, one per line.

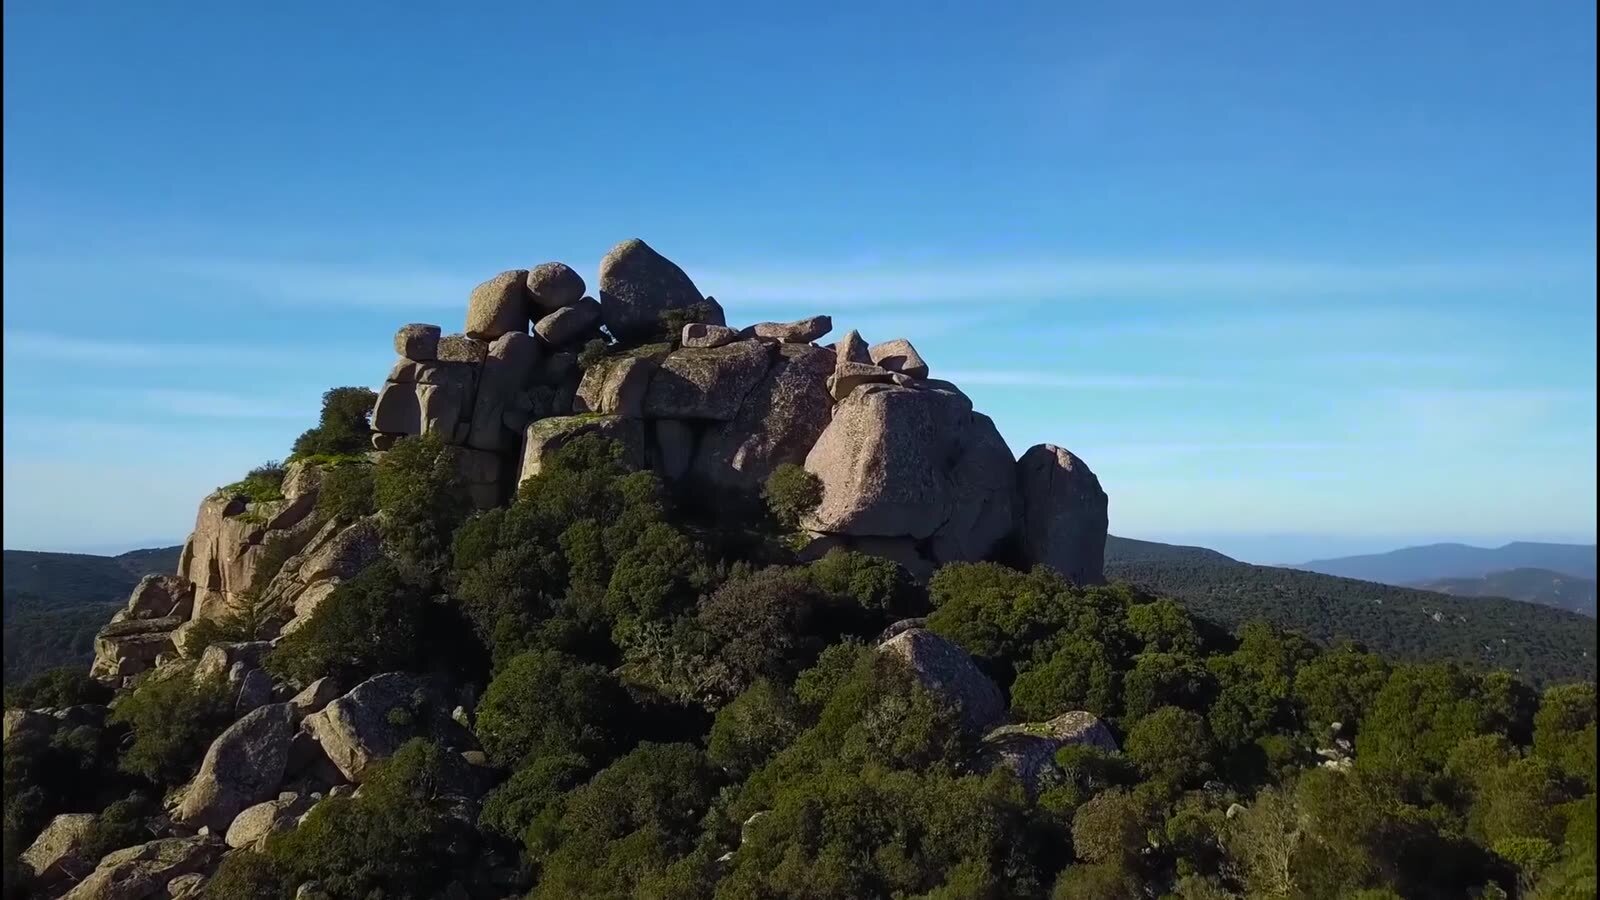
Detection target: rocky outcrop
<box><xmin>598</xmin><ymin>238</ymin><xmax>710</xmax><ymax>341</ymax></box>
<box><xmin>876</xmin><ymin>627</ymin><xmax>1005</xmax><ymax>735</ymax></box>
<box><xmin>62</xmin><ymin>835</ymin><xmax>224</xmax><ymax>900</ymax></box>
<box><xmin>802</xmin><ymin>384</ymin><xmax>1016</xmax><ymax>566</ymax></box>
<box><xmin>691</xmin><ymin>344</ymin><xmax>833</xmax><ymax>491</ymax></box>
<box><xmin>258</xmin><ymin>515</ymin><xmax>382</xmax><ymax>632</ymax></box>
<box><xmin>1016</xmin><ymin>445</ymin><xmax>1108</xmax><ymax>585</ymax></box>
<box><xmin>978</xmin><ymin>712</ymin><xmax>1119</xmax><ymax>796</ymax></box>
<box><xmin>20</xmin><ymin>812</ymin><xmax>97</xmax><ymax>890</ymax></box>
<box><xmin>176</xmin><ymin>703</ymin><xmax>298</xmax><ymax>831</ymax></box>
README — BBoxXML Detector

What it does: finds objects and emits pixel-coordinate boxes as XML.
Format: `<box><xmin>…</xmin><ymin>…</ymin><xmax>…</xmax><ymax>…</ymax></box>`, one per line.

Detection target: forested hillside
<box><xmin>1414</xmin><ymin>568</ymin><xmax>1597</xmax><ymax>619</ymax></box>
<box><xmin>2</xmin><ymin>547</ymin><xmax>182</xmax><ymax>684</ymax></box>
<box><xmin>1106</xmin><ymin>553</ymin><xmax>1597</xmax><ymax>685</ymax></box>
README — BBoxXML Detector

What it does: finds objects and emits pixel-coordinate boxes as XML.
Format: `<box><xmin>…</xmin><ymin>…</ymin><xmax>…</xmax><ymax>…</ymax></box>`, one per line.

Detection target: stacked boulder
<box><xmin>357</xmin><ymin>237</ymin><xmax>1110</xmax><ymax>585</ymax></box>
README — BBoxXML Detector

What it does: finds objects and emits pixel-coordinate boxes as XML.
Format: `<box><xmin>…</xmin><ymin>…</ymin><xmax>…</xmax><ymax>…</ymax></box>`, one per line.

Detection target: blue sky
<box><xmin>4</xmin><ymin>2</ymin><xmax>1595</xmax><ymax>562</ymax></box>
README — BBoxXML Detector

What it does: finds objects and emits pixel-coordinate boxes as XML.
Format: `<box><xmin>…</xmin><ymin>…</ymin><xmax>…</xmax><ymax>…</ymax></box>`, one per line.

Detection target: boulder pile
<box><xmin>88</xmin><ymin>237</ymin><xmax>1110</xmax><ymax>685</ymax></box>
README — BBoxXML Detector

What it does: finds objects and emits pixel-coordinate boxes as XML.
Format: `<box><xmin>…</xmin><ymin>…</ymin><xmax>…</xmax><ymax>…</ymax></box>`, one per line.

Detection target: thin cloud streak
<box><xmin>3</xmin><ymin>331</ymin><xmax>368</xmax><ymax>368</ymax></box>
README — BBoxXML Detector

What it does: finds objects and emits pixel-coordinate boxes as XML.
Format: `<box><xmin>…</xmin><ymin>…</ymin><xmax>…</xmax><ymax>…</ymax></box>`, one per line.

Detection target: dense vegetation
<box><xmin>5</xmin><ymin>406</ymin><xmax>1596</xmax><ymax>898</ymax></box>
<box><xmin>1106</xmin><ymin>551</ymin><xmax>1597</xmax><ymax>685</ymax></box>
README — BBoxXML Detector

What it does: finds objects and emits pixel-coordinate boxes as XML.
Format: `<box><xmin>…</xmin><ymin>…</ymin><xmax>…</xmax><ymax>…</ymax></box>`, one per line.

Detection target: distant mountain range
<box><xmin>1410</xmin><ymin>567</ymin><xmax>1596</xmax><ymax>619</ymax></box>
<box><xmin>1106</xmin><ymin>536</ymin><xmax>1596</xmax><ymax>684</ymax></box>
<box><xmin>1290</xmin><ymin>541</ymin><xmax>1596</xmax><ymax>584</ymax></box>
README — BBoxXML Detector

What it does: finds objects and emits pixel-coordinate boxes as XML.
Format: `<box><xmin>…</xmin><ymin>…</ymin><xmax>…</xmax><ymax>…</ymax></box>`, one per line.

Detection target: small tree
<box><xmin>291</xmin><ymin>386</ymin><xmax>377</xmax><ymax>460</ymax></box>
<box><xmin>763</xmin><ymin>464</ymin><xmax>822</xmax><ymax>531</ymax></box>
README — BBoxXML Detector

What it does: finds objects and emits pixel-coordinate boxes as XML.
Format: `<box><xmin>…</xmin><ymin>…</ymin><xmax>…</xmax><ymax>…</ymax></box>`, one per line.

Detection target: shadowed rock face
<box><xmin>176</xmin><ymin>702</ymin><xmax>298</xmax><ymax>831</ymax></box>
<box><xmin>1017</xmin><ymin>444</ymin><xmax>1109</xmax><ymax>585</ymax></box>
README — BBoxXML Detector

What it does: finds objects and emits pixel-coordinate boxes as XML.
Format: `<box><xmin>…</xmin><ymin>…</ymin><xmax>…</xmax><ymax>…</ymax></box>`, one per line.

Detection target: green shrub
<box><xmin>479</xmin><ymin>752</ymin><xmax>590</xmax><ymax>846</ymax></box>
<box><xmin>576</xmin><ymin>338</ymin><xmax>610</xmax><ymax>371</ymax></box>
<box><xmin>657</xmin><ymin>302</ymin><xmax>720</xmax><ymax>344</ymax></box>
<box><xmin>474</xmin><ymin>649</ymin><xmax>629</xmax><ymax>768</ymax></box>
<box><xmin>267</xmin><ymin>561</ymin><xmax>426</xmax><ymax>687</ymax></box>
<box><xmin>762</xmin><ymin>463</ymin><xmax>822</xmax><ymax>530</ymax></box>
<box><xmin>290</xmin><ymin>386</ymin><xmax>377</xmax><ymax>460</ymax></box>
<box><xmin>315</xmin><ymin>462</ymin><xmax>377</xmax><ymax>521</ymax></box>
<box><xmin>3</xmin><ymin>667</ymin><xmax>111</xmax><ymax>710</ymax></box>
<box><xmin>802</xmin><ymin>548</ymin><xmax>917</xmax><ymax>615</ymax></box>
<box><xmin>110</xmin><ymin>665</ymin><xmax>234</xmax><ymax>786</ymax></box>
<box><xmin>265</xmin><ymin>739</ymin><xmax>478</xmax><ymax>899</ymax></box>
<box><xmin>77</xmin><ymin>793</ymin><xmax>157</xmax><ymax>865</ymax></box>
<box><xmin>220</xmin><ymin>460</ymin><xmax>286</xmax><ymax>504</ymax></box>
<box><xmin>374</xmin><ymin>433</ymin><xmax>469</xmax><ymax>581</ymax></box>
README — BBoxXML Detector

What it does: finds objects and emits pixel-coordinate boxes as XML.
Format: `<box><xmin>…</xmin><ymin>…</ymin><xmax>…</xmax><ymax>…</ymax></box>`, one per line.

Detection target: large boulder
<box><xmin>868</xmin><ymin>339</ymin><xmax>929</xmax><ymax>379</ymax></box>
<box><xmin>978</xmin><ymin>712</ymin><xmax>1119</xmax><ymax>797</ymax></box>
<box><xmin>125</xmin><ymin>575</ymin><xmax>194</xmax><ymax>620</ymax></box>
<box><xmin>303</xmin><ymin>674</ymin><xmax>460</xmax><ymax>783</ymax></box>
<box><xmin>681</xmin><ymin>323</ymin><xmax>739</xmax><ymax>349</ymax></box>
<box><xmin>597</xmin><ymin>238</ymin><xmax>707</xmax><ymax>341</ymax></box>
<box><xmin>642</xmin><ymin>341</ymin><xmax>773</xmax><ymax>421</ymax></box>
<box><xmin>1015</xmin><ymin>444</ymin><xmax>1108</xmax><ymax>585</ymax></box>
<box><xmin>464</xmin><ymin>269</ymin><xmax>531</xmax><ymax>341</ymax></box>
<box><xmin>466</xmin><ymin>332</ymin><xmax>541</xmax><ymax>452</ymax></box>
<box><xmin>394</xmin><ymin>323</ymin><xmax>441</xmax><ymax>361</ymax></box>
<box><xmin>835</xmin><ymin>329</ymin><xmax>871</xmax><ymax>365</ymax></box>
<box><xmin>574</xmin><ymin>356</ymin><xmax>657</xmax><ymax>417</ymax></box>
<box><xmin>518</xmin><ymin>415</ymin><xmax>647</xmax><ymax>484</ymax></box>
<box><xmin>802</xmin><ymin>384</ymin><xmax>1017</xmax><ymax>564</ymax></box>
<box><xmin>526</xmin><ymin>262</ymin><xmax>586</xmax><ymax>312</ymax></box>
<box><xmin>533</xmin><ymin>298</ymin><xmax>601</xmax><ymax>346</ymax></box>
<box><xmin>90</xmin><ymin>616</ymin><xmax>183</xmax><ymax>681</ymax></box>
<box><xmin>692</xmin><ymin>344</ymin><xmax>834</xmax><ymax>492</ymax></box>
<box><xmin>176</xmin><ymin>703</ymin><xmax>298</xmax><ymax>831</ymax></box>
<box><xmin>225</xmin><ymin>794</ymin><xmax>312</xmax><ymax>850</ymax></box>
<box><xmin>20</xmin><ymin>812</ymin><xmax>97</xmax><ymax>889</ymax></box>
<box><xmin>876</xmin><ymin>627</ymin><xmax>1005</xmax><ymax>735</ymax></box>
<box><xmin>62</xmin><ymin>835</ymin><xmax>224</xmax><ymax>900</ymax></box>
<box><xmin>259</xmin><ymin>516</ymin><xmax>381</xmax><ymax>633</ymax></box>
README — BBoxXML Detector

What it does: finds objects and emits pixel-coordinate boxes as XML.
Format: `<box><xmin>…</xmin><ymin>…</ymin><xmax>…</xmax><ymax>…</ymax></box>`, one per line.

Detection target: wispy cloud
<box><xmin>3</xmin><ymin>331</ymin><xmax>368</xmax><ymax>368</ymax></box>
<box><xmin>153</xmin><ymin>258</ymin><xmax>476</xmax><ymax>309</ymax></box>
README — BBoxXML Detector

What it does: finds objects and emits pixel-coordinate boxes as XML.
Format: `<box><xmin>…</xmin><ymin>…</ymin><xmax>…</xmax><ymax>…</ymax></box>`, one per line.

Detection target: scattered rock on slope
<box><xmin>876</xmin><ymin>626</ymin><xmax>1005</xmax><ymax>735</ymax></box>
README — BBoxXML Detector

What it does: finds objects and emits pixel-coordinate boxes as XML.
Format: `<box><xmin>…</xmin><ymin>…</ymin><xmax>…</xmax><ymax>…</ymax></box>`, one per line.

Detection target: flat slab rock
<box><xmin>642</xmin><ymin>340</ymin><xmax>773</xmax><ymax>421</ymax></box>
